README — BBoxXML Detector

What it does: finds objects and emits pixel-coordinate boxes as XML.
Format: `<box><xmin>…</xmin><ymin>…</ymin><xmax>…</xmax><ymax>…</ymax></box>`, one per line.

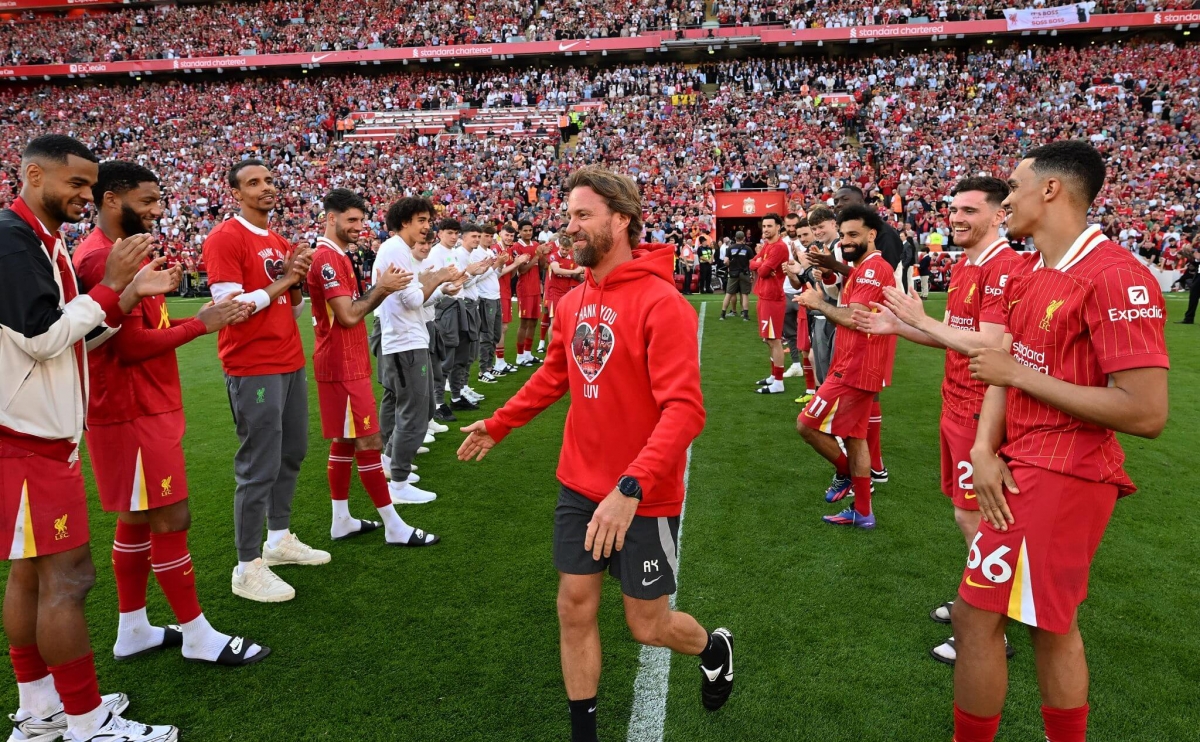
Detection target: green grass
<box><xmin>1</xmin><ymin>294</ymin><xmax>1197</xmax><ymax>741</ymax></box>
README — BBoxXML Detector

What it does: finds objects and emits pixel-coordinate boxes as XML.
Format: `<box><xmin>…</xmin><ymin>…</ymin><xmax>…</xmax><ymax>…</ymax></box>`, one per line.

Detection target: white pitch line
<box><xmin>626</xmin><ymin>301</ymin><xmax>705</xmax><ymax>742</ymax></box>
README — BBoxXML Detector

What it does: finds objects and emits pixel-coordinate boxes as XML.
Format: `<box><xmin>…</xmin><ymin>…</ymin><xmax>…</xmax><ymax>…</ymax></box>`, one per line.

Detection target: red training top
<box><xmin>545</xmin><ymin>248</ymin><xmax>580</xmax><ymax>301</ymax></box>
<box><xmin>827</xmin><ymin>250</ymin><xmax>897</xmax><ymax>392</ymax></box>
<box><xmin>514</xmin><ymin>240</ymin><xmax>542</xmax><ymax>298</ymax></box>
<box><xmin>73</xmin><ymin>228</ymin><xmax>204</xmax><ymax>425</ymax></box>
<box><xmin>941</xmin><ymin>239</ymin><xmax>1022</xmax><ymax>427</ymax></box>
<box><xmin>307</xmin><ymin>238</ymin><xmax>372</xmax><ymax>382</ymax></box>
<box><xmin>485</xmin><ymin>243</ymin><xmax>705</xmax><ymax>517</ymax></box>
<box><xmin>750</xmin><ymin>239</ymin><xmax>789</xmax><ymax>301</ymax></box>
<box><xmin>202</xmin><ymin>217</ymin><xmax>305</xmax><ymax>377</ymax></box>
<box><xmin>1001</xmin><ymin>228</ymin><xmax>1169</xmax><ymax>495</ymax></box>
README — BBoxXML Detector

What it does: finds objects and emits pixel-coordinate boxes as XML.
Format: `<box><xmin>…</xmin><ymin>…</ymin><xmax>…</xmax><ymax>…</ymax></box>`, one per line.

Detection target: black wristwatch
<box><xmin>617</xmin><ymin>476</ymin><xmax>643</xmax><ymax>502</ymax></box>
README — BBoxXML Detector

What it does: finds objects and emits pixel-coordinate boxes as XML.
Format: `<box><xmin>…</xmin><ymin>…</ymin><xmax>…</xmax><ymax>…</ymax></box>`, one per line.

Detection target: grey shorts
<box><xmin>553</xmin><ymin>486</ymin><xmax>679</xmax><ymax>601</ymax></box>
<box><xmin>725</xmin><ymin>271</ymin><xmax>752</xmax><ymax>295</ymax></box>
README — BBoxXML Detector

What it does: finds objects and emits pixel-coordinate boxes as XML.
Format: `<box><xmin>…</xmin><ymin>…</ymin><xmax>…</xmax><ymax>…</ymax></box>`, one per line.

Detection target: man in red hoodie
<box><xmin>458</xmin><ymin>166</ymin><xmax>733</xmax><ymax>742</ymax></box>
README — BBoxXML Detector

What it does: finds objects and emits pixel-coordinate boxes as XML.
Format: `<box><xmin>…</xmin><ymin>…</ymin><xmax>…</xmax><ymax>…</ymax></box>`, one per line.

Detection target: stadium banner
<box><xmin>0</xmin><ymin>0</ymin><xmax>117</xmax><ymax>9</ymax></box>
<box><xmin>714</xmin><ymin>191</ymin><xmax>787</xmax><ymax>219</ymax></box>
<box><xmin>0</xmin><ymin>12</ymin><xmax>1187</xmax><ymax>80</ymax></box>
<box><xmin>1003</xmin><ymin>3</ymin><xmax>1090</xmax><ymax>31</ymax></box>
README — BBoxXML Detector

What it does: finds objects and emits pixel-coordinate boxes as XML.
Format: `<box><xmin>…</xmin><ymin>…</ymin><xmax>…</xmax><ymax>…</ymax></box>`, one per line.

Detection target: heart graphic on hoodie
<box><xmin>571</xmin><ymin>322</ymin><xmax>615</xmax><ymax>383</ymax></box>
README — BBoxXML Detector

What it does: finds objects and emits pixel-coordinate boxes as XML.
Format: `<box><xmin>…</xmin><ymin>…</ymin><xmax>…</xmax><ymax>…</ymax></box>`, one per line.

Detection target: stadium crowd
<box><xmin>1</xmin><ymin>41</ymin><xmax>1197</xmax><ymax>282</ymax></box>
<box><xmin>4</xmin><ymin>0</ymin><xmax>1199</xmax><ymax>66</ymax></box>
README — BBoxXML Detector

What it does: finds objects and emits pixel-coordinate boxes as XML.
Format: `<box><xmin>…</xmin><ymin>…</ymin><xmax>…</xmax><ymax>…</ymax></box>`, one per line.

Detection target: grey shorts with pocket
<box><xmin>553</xmin><ymin>486</ymin><xmax>679</xmax><ymax>601</ymax></box>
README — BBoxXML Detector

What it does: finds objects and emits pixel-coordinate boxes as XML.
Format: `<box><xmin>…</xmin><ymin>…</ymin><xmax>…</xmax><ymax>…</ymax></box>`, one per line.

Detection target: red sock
<box><xmin>868</xmin><ymin>400</ymin><xmax>883</xmax><ymax>471</ymax></box>
<box><xmin>47</xmin><ymin>653</ymin><xmax>101</xmax><ymax>716</ymax></box>
<box><xmin>112</xmin><ymin>520</ymin><xmax>151</xmax><ymax>614</ymax></box>
<box><xmin>802</xmin><ymin>362</ymin><xmax>816</xmax><ymax>392</ymax></box>
<box><xmin>496</xmin><ymin>347</ymin><xmax>505</xmax><ymax>359</ymax></box>
<box><xmin>772</xmin><ymin>364</ymin><xmax>784</xmax><ymax>381</ymax></box>
<box><xmin>953</xmin><ymin>704</ymin><xmax>1001</xmax><ymax>742</ymax></box>
<box><xmin>540</xmin><ymin>316</ymin><xmax>549</xmax><ymax>340</ymax></box>
<box><xmin>9</xmin><ymin>645</ymin><xmax>48</xmax><ymax>683</ymax></box>
<box><xmin>355</xmin><ymin>449</ymin><xmax>393</xmax><ymax>509</ymax></box>
<box><xmin>328</xmin><ymin>441</ymin><xmax>354</xmax><ymax>501</ymax></box>
<box><xmin>852</xmin><ymin>475</ymin><xmax>872</xmax><ymax>517</ymax></box>
<box><xmin>150</xmin><ymin>530</ymin><xmax>202</xmax><ymax>624</ymax></box>
<box><xmin>833</xmin><ymin>453</ymin><xmax>849</xmax><ymax>478</ymax></box>
<box><xmin>1042</xmin><ymin>704</ymin><xmax>1088</xmax><ymax>742</ymax></box>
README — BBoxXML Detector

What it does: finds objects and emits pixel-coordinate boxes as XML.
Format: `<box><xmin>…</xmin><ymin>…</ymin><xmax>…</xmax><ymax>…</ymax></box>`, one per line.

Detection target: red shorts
<box><xmin>87</xmin><ymin>412</ymin><xmax>190</xmax><ymax>513</ymax></box>
<box><xmin>0</xmin><ymin>441</ymin><xmax>90</xmax><ymax>559</ymax></box>
<box><xmin>798</xmin><ymin>378</ymin><xmax>874</xmax><ymax>439</ymax></box>
<box><xmin>501</xmin><ymin>285</ymin><xmax>513</xmax><ymax>323</ymax></box>
<box><xmin>518</xmin><ymin>294</ymin><xmax>541</xmax><ymax>320</ymax></box>
<box><xmin>792</xmin><ymin>305</ymin><xmax>811</xmax><ymax>351</ymax></box>
<box><xmin>756</xmin><ymin>299</ymin><xmax>785</xmax><ymax>341</ymax></box>
<box><xmin>317</xmin><ymin>378</ymin><xmax>381</xmax><ymax>439</ymax></box>
<box><xmin>940</xmin><ymin>414</ymin><xmax>979</xmax><ymax>511</ymax></box>
<box><xmin>958</xmin><ymin>462</ymin><xmax>1117</xmax><ymax>634</ymax></box>
<box><xmin>545</xmin><ymin>292</ymin><xmax>564</xmax><ymax>318</ymax></box>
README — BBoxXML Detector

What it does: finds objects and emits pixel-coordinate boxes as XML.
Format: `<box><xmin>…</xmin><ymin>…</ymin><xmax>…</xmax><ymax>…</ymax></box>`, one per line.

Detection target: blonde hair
<box><xmin>565</xmin><ymin>165</ymin><xmax>643</xmax><ymax>246</ymax></box>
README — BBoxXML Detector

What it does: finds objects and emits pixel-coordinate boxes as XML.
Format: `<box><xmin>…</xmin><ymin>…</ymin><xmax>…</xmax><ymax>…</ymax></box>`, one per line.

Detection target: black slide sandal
<box><xmin>387</xmin><ymin>528</ymin><xmax>441</xmax><ymax>547</ymax></box>
<box><xmin>185</xmin><ymin>637</ymin><xmax>271</xmax><ymax>667</ymax></box>
<box><xmin>114</xmin><ymin>624</ymin><xmax>183</xmax><ymax>661</ymax></box>
<box><xmin>332</xmin><ymin>519</ymin><xmax>383</xmax><ymax>541</ymax></box>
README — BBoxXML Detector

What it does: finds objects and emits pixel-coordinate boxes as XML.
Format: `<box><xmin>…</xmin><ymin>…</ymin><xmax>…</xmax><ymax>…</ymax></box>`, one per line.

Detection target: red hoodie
<box><xmin>484</xmin><ymin>243</ymin><xmax>705</xmax><ymax>517</ymax></box>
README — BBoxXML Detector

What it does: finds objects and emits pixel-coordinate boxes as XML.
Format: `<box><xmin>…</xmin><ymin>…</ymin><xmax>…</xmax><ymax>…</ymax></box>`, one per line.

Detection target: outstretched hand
<box><xmin>457</xmin><ymin>420</ymin><xmax>498</xmax><ymax>462</ymax></box>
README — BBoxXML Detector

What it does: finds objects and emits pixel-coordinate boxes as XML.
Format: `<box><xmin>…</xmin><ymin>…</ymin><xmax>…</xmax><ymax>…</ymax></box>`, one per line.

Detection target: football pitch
<box><xmin>2</xmin><ymin>294</ymin><xmax>1197</xmax><ymax>741</ymax></box>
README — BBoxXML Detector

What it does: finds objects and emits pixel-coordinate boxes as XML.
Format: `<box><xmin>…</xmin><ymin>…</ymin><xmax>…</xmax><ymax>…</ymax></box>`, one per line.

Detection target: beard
<box><xmin>335</xmin><ymin>225</ymin><xmax>360</xmax><ymax>248</ymax></box>
<box><xmin>840</xmin><ymin>242</ymin><xmax>865</xmax><ymax>263</ymax></box>
<box><xmin>573</xmin><ymin>226</ymin><xmax>613</xmax><ymax>268</ymax></box>
<box><xmin>41</xmin><ymin>191</ymin><xmax>77</xmax><ymax>225</ymax></box>
<box><xmin>119</xmin><ymin>204</ymin><xmax>150</xmax><ymax>236</ymax></box>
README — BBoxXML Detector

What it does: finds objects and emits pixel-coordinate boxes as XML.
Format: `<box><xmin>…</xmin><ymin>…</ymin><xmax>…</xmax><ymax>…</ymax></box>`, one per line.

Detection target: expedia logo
<box><xmin>1127</xmin><ymin>285</ymin><xmax>1149</xmax><ymax>306</ymax></box>
<box><xmin>985</xmin><ymin>285</ymin><xmax>1004</xmax><ymax>297</ymax></box>
<box><xmin>68</xmin><ymin>63</ymin><xmax>108</xmax><ymax>73</ymax></box>
<box><xmin>864</xmin><ymin>268</ymin><xmax>875</xmax><ymax>279</ymax></box>
<box><xmin>856</xmin><ymin>277</ymin><xmax>882</xmax><ymax>288</ymax></box>
<box><xmin>1108</xmin><ymin>306</ymin><xmax>1163</xmax><ymax>322</ymax></box>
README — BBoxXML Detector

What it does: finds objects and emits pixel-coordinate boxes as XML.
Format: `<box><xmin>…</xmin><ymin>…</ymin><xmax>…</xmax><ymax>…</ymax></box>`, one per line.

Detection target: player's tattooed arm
<box><xmin>328</xmin><ymin>266</ymin><xmax>413</xmax><ymax>327</ymax></box>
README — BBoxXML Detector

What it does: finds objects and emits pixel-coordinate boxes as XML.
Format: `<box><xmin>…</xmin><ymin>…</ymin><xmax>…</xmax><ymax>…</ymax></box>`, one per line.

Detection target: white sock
<box><xmin>66</xmin><ymin>703</ymin><xmax>109</xmax><ymax>742</ymax></box>
<box><xmin>770</xmin><ymin>379</ymin><xmax>784</xmax><ymax>391</ymax></box>
<box><xmin>17</xmin><ymin>675</ymin><xmax>59</xmax><ymax>720</ymax></box>
<box><xmin>377</xmin><ymin>505</ymin><xmax>414</xmax><ymax>543</ymax></box>
<box><xmin>330</xmin><ymin>500</ymin><xmax>364</xmax><ymax>539</ymax></box>
<box><xmin>236</xmin><ymin>560</ymin><xmax>254</xmax><ymax>576</ymax></box>
<box><xmin>113</xmin><ymin>607</ymin><xmax>165</xmax><ymax>658</ymax></box>
<box><xmin>180</xmin><ymin>613</ymin><xmax>261</xmax><ymax>663</ymax></box>
<box><xmin>266</xmin><ymin>529</ymin><xmax>289</xmax><ymax>549</ymax></box>
<box><xmin>331</xmin><ymin>499</ymin><xmax>351</xmax><ymax>522</ymax></box>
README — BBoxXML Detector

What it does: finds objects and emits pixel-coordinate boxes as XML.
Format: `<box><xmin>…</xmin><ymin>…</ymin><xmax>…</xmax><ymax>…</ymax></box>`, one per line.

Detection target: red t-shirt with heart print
<box><xmin>201</xmin><ymin>216</ymin><xmax>305</xmax><ymax>377</ymax></box>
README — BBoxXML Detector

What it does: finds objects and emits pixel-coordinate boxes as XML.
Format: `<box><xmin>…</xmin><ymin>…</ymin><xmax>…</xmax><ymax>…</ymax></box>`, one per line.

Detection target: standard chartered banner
<box><xmin>1003</xmin><ymin>3</ymin><xmax>1091</xmax><ymax>30</ymax></box>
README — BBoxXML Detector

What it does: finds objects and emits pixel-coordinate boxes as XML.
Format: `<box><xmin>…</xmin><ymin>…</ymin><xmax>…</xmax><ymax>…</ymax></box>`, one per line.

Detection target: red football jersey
<box><xmin>1001</xmin><ymin>227</ymin><xmax>1169</xmax><ymax>494</ymax></box>
<box><xmin>202</xmin><ymin>217</ymin><xmax>305</xmax><ymax>377</ymax></box>
<box><xmin>72</xmin><ymin>229</ymin><xmax>203</xmax><ymax>425</ymax></box>
<box><xmin>827</xmin><ymin>251</ymin><xmax>897</xmax><ymax>392</ymax></box>
<box><xmin>546</xmin><ymin>249</ymin><xmax>580</xmax><ymax>299</ymax></box>
<box><xmin>514</xmin><ymin>240</ymin><xmax>542</xmax><ymax>298</ymax></box>
<box><xmin>751</xmin><ymin>240</ymin><xmax>789</xmax><ymax>302</ymax></box>
<box><xmin>941</xmin><ymin>240</ymin><xmax>1022</xmax><ymax>427</ymax></box>
<box><xmin>307</xmin><ymin>238</ymin><xmax>372</xmax><ymax>382</ymax></box>
<box><xmin>497</xmin><ymin>242</ymin><xmax>515</xmax><ymax>301</ymax></box>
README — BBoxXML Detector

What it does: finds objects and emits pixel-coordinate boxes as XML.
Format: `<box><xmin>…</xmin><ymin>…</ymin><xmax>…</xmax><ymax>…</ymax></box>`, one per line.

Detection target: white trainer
<box><xmin>416</xmin><ymin>446</ymin><xmax>429</xmax><ymax>455</ymax></box>
<box><xmin>8</xmin><ymin>693</ymin><xmax>128</xmax><ymax>742</ymax></box>
<box><xmin>428</xmin><ymin>420</ymin><xmax>449</xmax><ymax>434</ymax></box>
<box><xmin>231</xmin><ymin>559</ymin><xmax>295</xmax><ymax>603</ymax></box>
<box><xmin>75</xmin><ymin>711</ymin><xmax>179</xmax><ymax>742</ymax></box>
<box><xmin>423</xmin><ymin>432</ymin><xmax>436</xmax><ymax>444</ymax></box>
<box><xmin>409</xmin><ymin>463</ymin><xmax>418</xmax><ymax>471</ymax></box>
<box><xmin>782</xmin><ymin>363</ymin><xmax>803</xmax><ymax>378</ymax></box>
<box><xmin>262</xmin><ymin>534</ymin><xmax>331</xmax><ymax>567</ymax></box>
<box><xmin>406</xmin><ymin>473</ymin><xmax>421</xmax><ymax>484</ymax></box>
<box><xmin>381</xmin><ymin>453</ymin><xmax>392</xmax><ymax>480</ymax></box>
<box><xmin>462</xmin><ymin>388</ymin><xmax>483</xmax><ymax>403</ymax></box>
<box><xmin>389</xmin><ymin>482</ymin><xmax>437</xmax><ymax>505</ymax></box>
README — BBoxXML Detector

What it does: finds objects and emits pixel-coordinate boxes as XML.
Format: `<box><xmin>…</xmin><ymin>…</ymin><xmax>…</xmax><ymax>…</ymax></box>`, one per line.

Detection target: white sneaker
<box><xmin>424</xmin><ymin>432</ymin><xmax>436</xmax><ymax>445</ymax></box>
<box><xmin>262</xmin><ymin>534</ymin><xmax>331</xmax><ymax>567</ymax></box>
<box><xmin>381</xmin><ymin>453</ymin><xmax>392</xmax><ymax>480</ymax></box>
<box><xmin>477</xmin><ymin>371</ymin><xmax>498</xmax><ymax>384</ymax></box>
<box><xmin>231</xmin><ymin>559</ymin><xmax>295</xmax><ymax>603</ymax></box>
<box><xmin>782</xmin><ymin>363</ymin><xmax>803</xmax><ymax>378</ymax></box>
<box><xmin>406</xmin><ymin>473</ymin><xmax>421</xmax><ymax>484</ymax></box>
<box><xmin>462</xmin><ymin>388</ymin><xmax>483</xmax><ymax>403</ymax></box>
<box><xmin>444</xmin><ymin>380</ymin><xmax>451</xmax><ymax>392</ymax></box>
<box><xmin>416</xmin><ymin>446</ymin><xmax>429</xmax><ymax>455</ymax></box>
<box><xmin>388</xmin><ymin>481</ymin><xmax>437</xmax><ymax>505</ymax></box>
<box><xmin>410</xmin><ymin>463</ymin><xmax>418</xmax><ymax>471</ymax></box>
<box><xmin>8</xmin><ymin>693</ymin><xmax>128</xmax><ymax>742</ymax></box>
<box><xmin>428</xmin><ymin>420</ymin><xmax>449</xmax><ymax>434</ymax></box>
<box><xmin>75</xmin><ymin>711</ymin><xmax>179</xmax><ymax>742</ymax></box>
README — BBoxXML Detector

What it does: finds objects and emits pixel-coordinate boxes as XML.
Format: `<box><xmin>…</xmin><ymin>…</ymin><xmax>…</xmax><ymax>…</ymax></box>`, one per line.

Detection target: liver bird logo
<box><xmin>1040</xmin><ymin>299</ymin><xmax>1066</xmax><ymax>331</ymax></box>
<box><xmin>54</xmin><ymin>514</ymin><xmax>69</xmax><ymax>541</ymax></box>
<box><xmin>161</xmin><ymin>476</ymin><xmax>173</xmax><ymax>497</ymax></box>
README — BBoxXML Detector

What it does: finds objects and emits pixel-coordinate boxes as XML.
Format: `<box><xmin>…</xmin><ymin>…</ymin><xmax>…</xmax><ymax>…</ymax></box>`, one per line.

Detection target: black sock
<box><xmin>698</xmin><ymin>631</ymin><xmax>727</xmax><ymax>668</ymax></box>
<box><xmin>568</xmin><ymin>697</ymin><xmax>598</xmax><ymax>742</ymax></box>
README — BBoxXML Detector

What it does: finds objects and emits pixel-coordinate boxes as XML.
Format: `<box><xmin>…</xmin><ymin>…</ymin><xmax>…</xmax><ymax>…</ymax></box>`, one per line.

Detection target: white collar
<box><xmin>234</xmin><ymin>214</ymin><xmax>270</xmax><ymax>236</ymax></box>
<box><xmin>1034</xmin><ymin>225</ymin><xmax>1104</xmax><ymax>273</ymax></box>
<box><xmin>967</xmin><ymin>238</ymin><xmax>1009</xmax><ymax>266</ymax></box>
<box><xmin>315</xmin><ymin>236</ymin><xmax>344</xmax><ymax>254</ymax></box>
